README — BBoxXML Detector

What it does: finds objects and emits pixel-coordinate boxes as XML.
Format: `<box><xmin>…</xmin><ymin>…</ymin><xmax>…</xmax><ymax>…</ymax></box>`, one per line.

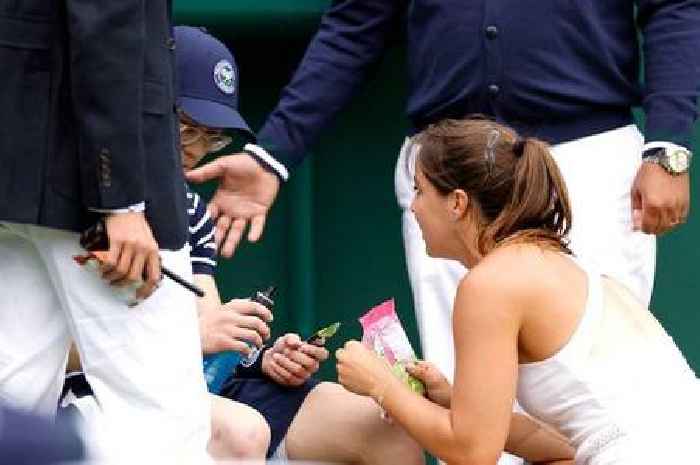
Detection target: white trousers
<box><xmin>395</xmin><ymin>125</ymin><xmax>656</xmax><ymax>465</ymax></box>
<box><xmin>0</xmin><ymin>222</ymin><xmax>212</xmax><ymax>463</ymax></box>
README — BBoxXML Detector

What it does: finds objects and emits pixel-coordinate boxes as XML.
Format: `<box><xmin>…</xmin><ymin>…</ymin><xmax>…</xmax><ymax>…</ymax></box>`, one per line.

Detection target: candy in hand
<box><xmin>305</xmin><ymin>322</ymin><xmax>341</xmax><ymax>347</ymax></box>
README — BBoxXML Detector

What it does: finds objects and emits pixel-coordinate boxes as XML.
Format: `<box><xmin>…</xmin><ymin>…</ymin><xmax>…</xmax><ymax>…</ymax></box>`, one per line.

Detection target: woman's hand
<box><xmin>406</xmin><ymin>360</ymin><xmax>452</xmax><ymax>408</ymax></box>
<box><xmin>335</xmin><ymin>340</ymin><xmax>394</xmax><ymax>399</ymax></box>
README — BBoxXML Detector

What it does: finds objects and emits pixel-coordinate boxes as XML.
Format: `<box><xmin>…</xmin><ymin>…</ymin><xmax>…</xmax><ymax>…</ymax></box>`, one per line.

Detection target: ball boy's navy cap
<box><xmin>175</xmin><ymin>26</ymin><xmax>252</xmax><ymax>136</ymax></box>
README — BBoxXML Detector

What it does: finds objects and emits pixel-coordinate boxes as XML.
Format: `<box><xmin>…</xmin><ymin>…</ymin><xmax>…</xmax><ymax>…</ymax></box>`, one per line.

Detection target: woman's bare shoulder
<box><xmin>463</xmin><ymin>244</ymin><xmax>553</xmax><ymax>288</ymax></box>
<box><xmin>458</xmin><ymin>244</ymin><xmax>574</xmax><ymax>311</ymax></box>
<box><xmin>452</xmin><ymin>247</ymin><xmax>542</xmax><ymax>337</ymax></box>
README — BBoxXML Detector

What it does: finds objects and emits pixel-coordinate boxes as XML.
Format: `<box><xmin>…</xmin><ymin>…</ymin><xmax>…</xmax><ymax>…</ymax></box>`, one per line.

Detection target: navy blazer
<box><xmin>0</xmin><ymin>0</ymin><xmax>188</xmax><ymax>250</ymax></box>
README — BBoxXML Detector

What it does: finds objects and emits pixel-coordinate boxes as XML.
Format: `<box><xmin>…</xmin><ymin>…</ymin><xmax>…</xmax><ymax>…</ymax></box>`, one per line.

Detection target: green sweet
<box><xmin>316</xmin><ymin>322</ymin><xmax>341</xmax><ymax>339</ymax></box>
<box><xmin>390</xmin><ymin>361</ymin><xmax>425</xmax><ymax>395</ymax></box>
<box><xmin>307</xmin><ymin>322</ymin><xmax>341</xmax><ymax>346</ymax></box>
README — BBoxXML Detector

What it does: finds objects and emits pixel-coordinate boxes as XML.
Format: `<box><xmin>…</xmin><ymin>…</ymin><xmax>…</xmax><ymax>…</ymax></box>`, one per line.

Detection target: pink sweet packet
<box><xmin>359</xmin><ymin>299</ymin><xmax>425</xmax><ymax>394</ymax></box>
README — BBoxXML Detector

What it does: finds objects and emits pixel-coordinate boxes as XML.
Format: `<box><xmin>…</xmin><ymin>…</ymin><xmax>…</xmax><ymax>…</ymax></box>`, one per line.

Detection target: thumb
<box><xmin>405</xmin><ymin>361</ymin><xmax>428</xmax><ymax>380</ymax></box>
<box><xmin>185</xmin><ymin>159</ymin><xmax>224</xmax><ymax>184</ymax></box>
<box><xmin>284</xmin><ymin>333</ymin><xmax>303</xmax><ymax>348</ymax></box>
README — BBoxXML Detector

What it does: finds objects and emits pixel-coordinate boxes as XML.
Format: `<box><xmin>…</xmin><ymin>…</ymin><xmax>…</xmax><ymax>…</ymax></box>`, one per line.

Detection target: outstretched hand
<box><xmin>186</xmin><ymin>153</ymin><xmax>280</xmax><ymax>257</ymax></box>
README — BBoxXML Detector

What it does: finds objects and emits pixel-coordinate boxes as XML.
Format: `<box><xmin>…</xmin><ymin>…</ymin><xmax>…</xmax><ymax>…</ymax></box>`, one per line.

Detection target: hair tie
<box><xmin>485</xmin><ymin>129</ymin><xmax>500</xmax><ymax>174</ymax></box>
<box><xmin>513</xmin><ymin>138</ymin><xmax>527</xmax><ymax>158</ymax></box>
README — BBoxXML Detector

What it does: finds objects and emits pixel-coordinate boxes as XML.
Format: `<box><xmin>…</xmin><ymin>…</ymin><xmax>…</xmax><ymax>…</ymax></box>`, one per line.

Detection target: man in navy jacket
<box><xmin>187</xmin><ymin>3</ymin><xmax>699</xmax><ymax>458</ymax></box>
<box><xmin>0</xmin><ymin>0</ymin><xmax>211</xmax><ymax>461</ymax></box>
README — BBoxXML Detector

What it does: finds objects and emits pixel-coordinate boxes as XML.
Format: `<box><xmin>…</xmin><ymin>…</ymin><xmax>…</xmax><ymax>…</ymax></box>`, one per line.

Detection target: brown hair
<box><xmin>414</xmin><ymin>118</ymin><xmax>572</xmax><ymax>255</ymax></box>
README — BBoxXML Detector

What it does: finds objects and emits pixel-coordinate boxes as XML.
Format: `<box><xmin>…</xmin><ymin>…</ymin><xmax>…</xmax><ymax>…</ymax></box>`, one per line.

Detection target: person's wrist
<box><xmin>642</xmin><ymin>142</ymin><xmax>692</xmax><ymax>176</ymax></box>
<box><xmin>243</xmin><ymin>144</ymin><xmax>289</xmax><ymax>182</ymax></box>
<box><xmin>370</xmin><ymin>374</ymin><xmax>398</xmax><ymax>406</ymax></box>
<box><xmin>261</xmin><ymin>347</ymin><xmax>273</xmax><ymax>376</ymax></box>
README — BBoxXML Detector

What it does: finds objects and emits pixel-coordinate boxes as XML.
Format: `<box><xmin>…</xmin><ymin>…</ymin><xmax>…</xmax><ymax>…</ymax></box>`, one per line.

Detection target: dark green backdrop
<box><xmin>175</xmin><ymin>1</ymin><xmax>700</xmax><ymax>383</ymax></box>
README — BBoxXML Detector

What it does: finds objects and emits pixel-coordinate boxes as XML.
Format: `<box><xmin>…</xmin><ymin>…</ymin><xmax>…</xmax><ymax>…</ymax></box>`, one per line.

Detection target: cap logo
<box><xmin>213</xmin><ymin>60</ymin><xmax>235</xmax><ymax>95</ymax></box>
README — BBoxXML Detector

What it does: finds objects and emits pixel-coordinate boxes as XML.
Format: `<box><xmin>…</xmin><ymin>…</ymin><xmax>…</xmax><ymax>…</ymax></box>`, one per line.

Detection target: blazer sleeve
<box><xmin>256</xmin><ymin>0</ymin><xmax>404</xmax><ymax>170</ymax></box>
<box><xmin>65</xmin><ymin>0</ymin><xmax>147</xmax><ymax>209</ymax></box>
<box><xmin>637</xmin><ymin>0</ymin><xmax>700</xmax><ymax>148</ymax></box>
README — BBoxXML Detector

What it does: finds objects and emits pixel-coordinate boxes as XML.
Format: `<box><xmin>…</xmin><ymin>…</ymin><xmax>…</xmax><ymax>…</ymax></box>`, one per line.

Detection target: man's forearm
<box><xmin>638</xmin><ymin>0</ymin><xmax>700</xmax><ymax>148</ymax></box>
<box><xmin>256</xmin><ymin>0</ymin><xmax>402</xmax><ymax>171</ymax></box>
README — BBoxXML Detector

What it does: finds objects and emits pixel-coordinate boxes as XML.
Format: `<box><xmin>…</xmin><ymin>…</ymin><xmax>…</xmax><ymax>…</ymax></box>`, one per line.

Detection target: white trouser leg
<box><xmin>550</xmin><ymin>125</ymin><xmax>656</xmax><ymax>306</ymax></box>
<box><xmin>0</xmin><ymin>222</ymin><xmax>71</xmax><ymax>416</ymax></box>
<box><xmin>395</xmin><ymin>141</ymin><xmax>522</xmax><ymax>465</ymax></box>
<box><xmin>1</xmin><ymin>222</ymin><xmax>212</xmax><ymax>463</ymax></box>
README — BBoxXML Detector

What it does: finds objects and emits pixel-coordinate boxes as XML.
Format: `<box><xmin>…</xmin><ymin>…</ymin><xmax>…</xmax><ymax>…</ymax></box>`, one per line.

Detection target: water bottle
<box><xmin>202</xmin><ymin>286</ymin><xmax>276</xmax><ymax>394</ymax></box>
<box><xmin>240</xmin><ymin>286</ymin><xmax>275</xmax><ymax>367</ymax></box>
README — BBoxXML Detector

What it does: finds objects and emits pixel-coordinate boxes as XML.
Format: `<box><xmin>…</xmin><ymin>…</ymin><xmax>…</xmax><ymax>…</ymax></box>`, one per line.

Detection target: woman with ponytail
<box><xmin>335</xmin><ymin>118</ymin><xmax>700</xmax><ymax>465</ymax></box>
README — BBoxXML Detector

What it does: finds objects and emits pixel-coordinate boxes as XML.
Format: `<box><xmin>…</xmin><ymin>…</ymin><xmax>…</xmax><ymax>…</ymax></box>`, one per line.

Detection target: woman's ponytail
<box><xmin>483</xmin><ymin>138</ymin><xmax>572</xmax><ymax>252</ymax></box>
<box><xmin>416</xmin><ymin>118</ymin><xmax>573</xmax><ymax>256</ymax></box>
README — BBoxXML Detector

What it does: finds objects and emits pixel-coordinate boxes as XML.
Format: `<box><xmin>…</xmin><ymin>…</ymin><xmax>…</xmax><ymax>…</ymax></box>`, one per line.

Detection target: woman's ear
<box><xmin>449</xmin><ymin>189</ymin><xmax>469</xmax><ymax>221</ymax></box>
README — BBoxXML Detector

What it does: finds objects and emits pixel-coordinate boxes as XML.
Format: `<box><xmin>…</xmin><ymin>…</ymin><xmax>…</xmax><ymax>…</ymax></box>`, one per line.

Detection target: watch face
<box><xmin>667</xmin><ymin>149</ymin><xmax>690</xmax><ymax>174</ymax></box>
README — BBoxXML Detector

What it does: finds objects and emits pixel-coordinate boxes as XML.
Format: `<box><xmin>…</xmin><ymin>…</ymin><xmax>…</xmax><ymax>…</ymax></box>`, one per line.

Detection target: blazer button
<box><xmin>166</xmin><ymin>37</ymin><xmax>176</xmax><ymax>50</ymax></box>
<box><xmin>488</xmin><ymin>84</ymin><xmax>500</xmax><ymax>96</ymax></box>
<box><xmin>485</xmin><ymin>25</ymin><xmax>499</xmax><ymax>40</ymax></box>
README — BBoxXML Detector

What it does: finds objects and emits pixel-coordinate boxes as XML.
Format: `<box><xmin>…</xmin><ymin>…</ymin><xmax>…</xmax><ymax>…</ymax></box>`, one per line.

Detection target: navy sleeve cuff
<box><xmin>243</xmin><ymin>144</ymin><xmax>289</xmax><ymax>182</ymax></box>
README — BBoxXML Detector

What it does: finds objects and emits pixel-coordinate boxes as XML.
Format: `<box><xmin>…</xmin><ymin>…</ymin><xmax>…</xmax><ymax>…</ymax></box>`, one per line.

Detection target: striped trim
<box><xmin>197</xmin><ymin>229</ymin><xmax>215</xmax><ymax>246</ymax></box>
<box><xmin>189</xmin><ymin>210</ymin><xmax>211</xmax><ymax>234</ymax></box>
<box><xmin>244</xmin><ymin>143</ymin><xmax>290</xmax><ymax>181</ymax></box>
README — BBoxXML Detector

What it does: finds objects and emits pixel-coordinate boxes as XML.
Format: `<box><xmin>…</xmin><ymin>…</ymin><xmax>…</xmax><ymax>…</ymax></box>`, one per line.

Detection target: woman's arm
<box><xmin>366</xmin><ymin>381</ymin><xmax>572</xmax><ymax>464</ymax></box>
<box><xmin>506</xmin><ymin>413</ymin><xmax>573</xmax><ymax>463</ymax></box>
<box><xmin>337</xmin><ymin>267</ymin><xmax>574</xmax><ymax>465</ymax></box>
<box><xmin>405</xmin><ymin>362</ymin><xmax>573</xmax><ymax>462</ymax></box>
<box><xmin>340</xmin><ymin>273</ymin><xmax>518</xmax><ymax>464</ymax></box>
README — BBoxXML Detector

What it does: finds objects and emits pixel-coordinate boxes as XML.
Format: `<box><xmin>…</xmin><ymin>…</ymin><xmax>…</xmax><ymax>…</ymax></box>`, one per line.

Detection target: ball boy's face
<box><xmin>180</xmin><ymin>128</ymin><xmax>208</xmax><ymax>172</ymax></box>
<box><xmin>179</xmin><ymin>115</ymin><xmax>232</xmax><ymax>172</ymax></box>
